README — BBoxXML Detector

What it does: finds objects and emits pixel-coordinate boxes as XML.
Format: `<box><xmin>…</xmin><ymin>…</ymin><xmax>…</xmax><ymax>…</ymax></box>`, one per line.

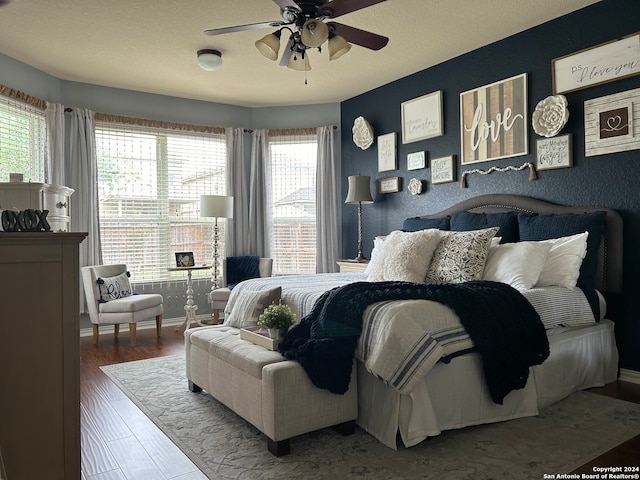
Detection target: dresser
<box><xmin>0</xmin><ymin>182</ymin><xmax>74</xmax><ymax>232</ymax></box>
<box><xmin>0</xmin><ymin>232</ymin><xmax>87</xmax><ymax>480</ymax></box>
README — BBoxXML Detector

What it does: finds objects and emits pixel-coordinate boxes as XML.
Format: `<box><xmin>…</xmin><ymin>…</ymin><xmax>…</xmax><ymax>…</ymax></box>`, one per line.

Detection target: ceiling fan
<box><xmin>203</xmin><ymin>0</ymin><xmax>389</xmax><ymax>72</ymax></box>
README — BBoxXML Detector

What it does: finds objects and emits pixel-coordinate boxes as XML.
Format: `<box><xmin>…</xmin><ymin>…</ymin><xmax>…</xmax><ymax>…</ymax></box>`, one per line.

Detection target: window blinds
<box><xmin>95</xmin><ymin>122</ymin><xmax>226</xmax><ymax>281</ymax></box>
<box><xmin>268</xmin><ymin>133</ymin><xmax>317</xmax><ymax>275</ymax></box>
<box><xmin>0</xmin><ymin>93</ymin><xmax>46</xmax><ymax>183</ymax></box>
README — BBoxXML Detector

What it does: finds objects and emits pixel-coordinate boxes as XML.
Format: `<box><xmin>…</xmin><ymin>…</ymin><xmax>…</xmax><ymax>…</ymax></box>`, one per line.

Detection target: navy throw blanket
<box><xmin>278</xmin><ymin>280</ymin><xmax>549</xmax><ymax>404</ymax></box>
<box><xmin>226</xmin><ymin>255</ymin><xmax>260</xmax><ymax>290</ymax></box>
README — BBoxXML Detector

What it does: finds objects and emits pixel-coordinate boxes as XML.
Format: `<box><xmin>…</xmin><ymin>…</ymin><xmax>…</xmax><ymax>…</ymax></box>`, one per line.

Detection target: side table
<box><xmin>336</xmin><ymin>259</ymin><xmax>369</xmax><ymax>273</ymax></box>
<box><xmin>167</xmin><ymin>265</ymin><xmax>211</xmax><ymax>331</ymax></box>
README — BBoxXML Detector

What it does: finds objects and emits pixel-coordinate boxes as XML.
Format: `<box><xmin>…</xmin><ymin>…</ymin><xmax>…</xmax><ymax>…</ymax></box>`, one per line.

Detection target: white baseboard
<box><xmin>79</xmin><ymin>315</ymin><xmax>214</xmax><ymax>337</ymax></box>
<box><xmin>620</xmin><ymin>368</ymin><xmax>640</xmax><ymax>385</ymax></box>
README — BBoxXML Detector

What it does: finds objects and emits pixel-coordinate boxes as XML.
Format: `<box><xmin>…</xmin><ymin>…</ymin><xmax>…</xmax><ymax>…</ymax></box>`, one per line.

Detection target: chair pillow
<box><xmin>225</xmin><ymin>286</ymin><xmax>282</xmax><ymax>328</ymax></box>
<box><xmin>367</xmin><ymin>229</ymin><xmax>444</xmax><ymax>282</ymax></box>
<box><xmin>226</xmin><ymin>255</ymin><xmax>260</xmax><ymax>290</ymax></box>
<box><xmin>483</xmin><ymin>241</ymin><xmax>551</xmax><ymax>290</ymax></box>
<box><xmin>97</xmin><ymin>271</ymin><xmax>132</xmax><ymax>303</ymax></box>
<box><xmin>425</xmin><ymin>227</ymin><xmax>499</xmax><ymax>283</ymax></box>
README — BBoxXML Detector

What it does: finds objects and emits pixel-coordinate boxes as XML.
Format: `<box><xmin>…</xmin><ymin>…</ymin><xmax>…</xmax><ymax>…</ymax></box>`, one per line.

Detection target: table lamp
<box><xmin>345</xmin><ymin>175</ymin><xmax>373</xmax><ymax>262</ymax></box>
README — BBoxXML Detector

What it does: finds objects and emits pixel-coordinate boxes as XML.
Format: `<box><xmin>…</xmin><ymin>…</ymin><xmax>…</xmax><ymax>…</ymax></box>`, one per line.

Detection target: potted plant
<box><xmin>258</xmin><ymin>301</ymin><xmax>295</xmax><ymax>339</ymax></box>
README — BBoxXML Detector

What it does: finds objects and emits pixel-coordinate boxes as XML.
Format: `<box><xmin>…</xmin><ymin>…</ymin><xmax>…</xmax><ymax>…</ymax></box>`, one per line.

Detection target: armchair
<box><xmin>81</xmin><ymin>264</ymin><xmax>163</xmax><ymax>346</ymax></box>
<box><xmin>209</xmin><ymin>256</ymin><xmax>273</xmax><ymax>323</ymax></box>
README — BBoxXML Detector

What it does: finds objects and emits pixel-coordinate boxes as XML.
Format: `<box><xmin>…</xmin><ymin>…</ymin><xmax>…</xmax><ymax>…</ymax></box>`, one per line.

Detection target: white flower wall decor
<box><xmin>532</xmin><ymin>95</ymin><xmax>569</xmax><ymax>137</ymax></box>
<box><xmin>352</xmin><ymin>116</ymin><xmax>374</xmax><ymax>150</ymax></box>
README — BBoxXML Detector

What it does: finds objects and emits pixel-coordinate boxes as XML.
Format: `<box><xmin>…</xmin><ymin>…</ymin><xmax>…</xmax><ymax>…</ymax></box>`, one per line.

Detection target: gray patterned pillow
<box><xmin>425</xmin><ymin>227</ymin><xmax>499</xmax><ymax>283</ymax></box>
<box><xmin>224</xmin><ymin>287</ymin><xmax>282</xmax><ymax>328</ymax></box>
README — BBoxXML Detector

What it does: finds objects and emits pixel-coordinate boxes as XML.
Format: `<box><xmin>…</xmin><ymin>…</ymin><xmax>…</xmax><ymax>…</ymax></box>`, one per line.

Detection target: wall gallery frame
<box><xmin>379</xmin><ymin>176</ymin><xmax>400</xmax><ymax>193</ymax></box>
<box><xmin>407</xmin><ymin>151</ymin><xmax>426</xmax><ymax>170</ymax></box>
<box><xmin>401</xmin><ymin>90</ymin><xmax>443</xmax><ymax>144</ymax></box>
<box><xmin>431</xmin><ymin>155</ymin><xmax>456</xmax><ymax>184</ymax></box>
<box><xmin>460</xmin><ymin>73</ymin><xmax>528</xmax><ymax>165</ymax></box>
<box><xmin>552</xmin><ymin>32</ymin><xmax>640</xmax><ymax>95</ymax></box>
<box><xmin>377</xmin><ymin>132</ymin><xmax>397</xmax><ymax>172</ymax></box>
<box><xmin>584</xmin><ymin>87</ymin><xmax>640</xmax><ymax>157</ymax></box>
<box><xmin>536</xmin><ymin>134</ymin><xmax>573</xmax><ymax>170</ymax></box>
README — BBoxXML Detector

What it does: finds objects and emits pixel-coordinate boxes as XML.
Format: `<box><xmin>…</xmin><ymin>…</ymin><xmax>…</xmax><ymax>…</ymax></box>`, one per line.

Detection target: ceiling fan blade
<box><xmin>328</xmin><ymin>22</ymin><xmax>389</xmax><ymax>50</ymax></box>
<box><xmin>204</xmin><ymin>21</ymin><xmax>285</xmax><ymax>36</ymax></box>
<box><xmin>279</xmin><ymin>37</ymin><xmax>295</xmax><ymax>66</ymax></box>
<box><xmin>321</xmin><ymin>0</ymin><xmax>387</xmax><ymax>18</ymax></box>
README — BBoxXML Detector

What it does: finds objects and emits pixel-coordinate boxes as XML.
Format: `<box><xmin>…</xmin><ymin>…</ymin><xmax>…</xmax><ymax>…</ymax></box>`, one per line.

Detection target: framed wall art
<box><xmin>536</xmin><ymin>134</ymin><xmax>573</xmax><ymax>170</ymax></box>
<box><xmin>401</xmin><ymin>90</ymin><xmax>443</xmax><ymax>144</ymax></box>
<box><xmin>584</xmin><ymin>87</ymin><xmax>640</xmax><ymax>157</ymax></box>
<box><xmin>379</xmin><ymin>176</ymin><xmax>400</xmax><ymax>194</ymax></box>
<box><xmin>430</xmin><ymin>155</ymin><xmax>456</xmax><ymax>184</ymax></box>
<box><xmin>377</xmin><ymin>132</ymin><xmax>397</xmax><ymax>172</ymax></box>
<box><xmin>460</xmin><ymin>73</ymin><xmax>528</xmax><ymax>165</ymax></box>
<box><xmin>407</xmin><ymin>151</ymin><xmax>426</xmax><ymax>170</ymax></box>
<box><xmin>552</xmin><ymin>32</ymin><xmax>640</xmax><ymax>95</ymax></box>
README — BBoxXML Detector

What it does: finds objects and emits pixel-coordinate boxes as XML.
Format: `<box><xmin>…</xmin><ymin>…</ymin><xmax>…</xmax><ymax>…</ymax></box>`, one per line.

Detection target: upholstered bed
<box><xmin>219</xmin><ymin>194</ymin><xmax>622</xmax><ymax>449</ymax></box>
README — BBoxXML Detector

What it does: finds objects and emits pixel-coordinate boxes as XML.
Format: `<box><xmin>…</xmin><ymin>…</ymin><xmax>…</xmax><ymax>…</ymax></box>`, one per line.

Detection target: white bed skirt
<box><xmin>356</xmin><ymin>319</ymin><xmax>619</xmax><ymax>449</ymax></box>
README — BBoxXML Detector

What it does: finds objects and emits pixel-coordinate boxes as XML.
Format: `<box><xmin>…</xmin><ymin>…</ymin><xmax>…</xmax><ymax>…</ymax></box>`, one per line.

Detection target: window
<box><xmin>95</xmin><ymin>122</ymin><xmax>226</xmax><ymax>281</ymax></box>
<box><xmin>0</xmin><ymin>93</ymin><xmax>46</xmax><ymax>183</ymax></box>
<box><xmin>268</xmin><ymin>133</ymin><xmax>317</xmax><ymax>275</ymax></box>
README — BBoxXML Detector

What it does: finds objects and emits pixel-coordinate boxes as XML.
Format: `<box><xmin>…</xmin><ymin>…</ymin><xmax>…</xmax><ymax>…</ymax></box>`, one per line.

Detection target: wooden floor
<box><xmin>80</xmin><ymin>326</ymin><xmax>640</xmax><ymax>479</ymax></box>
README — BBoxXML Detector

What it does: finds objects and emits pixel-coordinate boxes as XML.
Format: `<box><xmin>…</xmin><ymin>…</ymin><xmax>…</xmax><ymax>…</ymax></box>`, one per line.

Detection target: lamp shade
<box><xmin>200</xmin><ymin>195</ymin><xmax>234</xmax><ymax>218</ymax></box>
<box><xmin>287</xmin><ymin>51</ymin><xmax>311</xmax><ymax>71</ymax></box>
<box><xmin>329</xmin><ymin>34</ymin><xmax>351</xmax><ymax>61</ymax></box>
<box><xmin>300</xmin><ymin>19</ymin><xmax>329</xmax><ymax>48</ymax></box>
<box><xmin>255</xmin><ymin>31</ymin><xmax>282</xmax><ymax>61</ymax></box>
<box><xmin>345</xmin><ymin>175</ymin><xmax>373</xmax><ymax>204</ymax></box>
<box><xmin>197</xmin><ymin>49</ymin><xmax>223</xmax><ymax>71</ymax></box>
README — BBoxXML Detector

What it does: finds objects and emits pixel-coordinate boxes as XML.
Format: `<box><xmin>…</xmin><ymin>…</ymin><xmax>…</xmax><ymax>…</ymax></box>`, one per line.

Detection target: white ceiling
<box><xmin>0</xmin><ymin>0</ymin><xmax>598</xmax><ymax>108</ymax></box>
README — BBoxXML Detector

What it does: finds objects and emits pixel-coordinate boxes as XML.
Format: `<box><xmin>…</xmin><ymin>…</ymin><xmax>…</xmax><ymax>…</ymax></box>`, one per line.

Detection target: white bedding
<box><xmin>224</xmin><ymin>273</ymin><xmax>617</xmax><ymax>448</ymax></box>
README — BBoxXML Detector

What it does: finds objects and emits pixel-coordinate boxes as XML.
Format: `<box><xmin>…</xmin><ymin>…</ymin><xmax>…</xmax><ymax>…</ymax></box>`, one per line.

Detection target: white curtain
<box><xmin>249</xmin><ymin>129</ymin><xmax>271</xmax><ymax>257</ymax></box>
<box><xmin>225</xmin><ymin>127</ymin><xmax>250</xmax><ymax>255</ymax></box>
<box><xmin>69</xmin><ymin>108</ymin><xmax>102</xmax><ymax>313</ymax></box>
<box><xmin>45</xmin><ymin>102</ymin><xmax>65</xmax><ymax>186</ymax></box>
<box><xmin>316</xmin><ymin>126</ymin><xmax>339</xmax><ymax>272</ymax></box>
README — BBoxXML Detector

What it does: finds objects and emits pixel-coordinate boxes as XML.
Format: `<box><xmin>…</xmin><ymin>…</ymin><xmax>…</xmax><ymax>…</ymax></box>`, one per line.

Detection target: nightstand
<box><xmin>336</xmin><ymin>259</ymin><xmax>369</xmax><ymax>273</ymax></box>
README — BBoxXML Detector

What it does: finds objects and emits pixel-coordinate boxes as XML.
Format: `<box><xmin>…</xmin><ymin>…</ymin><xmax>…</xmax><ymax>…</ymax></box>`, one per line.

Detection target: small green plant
<box><xmin>258</xmin><ymin>301</ymin><xmax>294</xmax><ymax>331</ymax></box>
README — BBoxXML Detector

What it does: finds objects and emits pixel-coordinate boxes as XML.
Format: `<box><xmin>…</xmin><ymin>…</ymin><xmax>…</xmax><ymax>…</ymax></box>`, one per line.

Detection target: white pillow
<box><xmin>225</xmin><ymin>286</ymin><xmax>282</xmax><ymax>328</ymax></box>
<box><xmin>483</xmin><ymin>241</ymin><xmax>551</xmax><ymax>290</ymax></box>
<box><xmin>425</xmin><ymin>227</ymin><xmax>499</xmax><ymax>283</ymax></box>
<box><xmin>364</xmin><ymin>235</ymin><xmax>386</xmax><ymax>275</ymax></box>
<box><xmin>535</xmin><ymin>232</ymin><xmax>588</xmax><ymax>289</ymax></box>
<box><xmin>367</xmin><ymin>229</ymin><xmax>444</xmax><ymax>282</ymax></box>
<box><xmin>97</xmin><ymin>271</ymin><xmax>132</xmax><ymax>302</ymax></box>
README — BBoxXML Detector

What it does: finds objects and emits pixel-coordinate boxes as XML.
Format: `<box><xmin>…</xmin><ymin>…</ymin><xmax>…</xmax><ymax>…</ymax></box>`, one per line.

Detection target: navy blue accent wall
<box><xmin>340</xmin><ymin>0</ymin><xmax>640</xmax><ymax>371</ymax></box>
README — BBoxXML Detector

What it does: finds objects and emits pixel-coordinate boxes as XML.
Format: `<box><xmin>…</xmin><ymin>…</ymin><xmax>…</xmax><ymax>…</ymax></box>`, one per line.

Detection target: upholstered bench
<box><xmin>184</xmin><ymin>325</ymin><xmax>358</xmax><ymax>456</ymax></box>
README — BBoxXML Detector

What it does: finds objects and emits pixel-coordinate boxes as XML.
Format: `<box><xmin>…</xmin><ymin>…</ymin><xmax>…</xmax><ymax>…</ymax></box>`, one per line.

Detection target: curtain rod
<box><xmin>243</xmin><ymin>125</ymin><xmax>337</xmax><ymax>133</ymax></box>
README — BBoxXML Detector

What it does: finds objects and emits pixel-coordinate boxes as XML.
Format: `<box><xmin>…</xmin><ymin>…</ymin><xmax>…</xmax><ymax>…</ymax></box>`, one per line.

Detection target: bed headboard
<box><xmin>416</xmin><ymin>194</ymin><xmax>623</xmax><ymax>295</ymax></box>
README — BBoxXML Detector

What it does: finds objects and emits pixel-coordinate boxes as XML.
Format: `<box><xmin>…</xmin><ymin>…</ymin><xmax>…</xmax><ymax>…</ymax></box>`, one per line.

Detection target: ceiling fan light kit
<box><xmin>204</xmin><ymin>0</ymin><xmax>389</xmax><ymax>75</ymax></box>
<box><xmin>287</xmin><ymin>50</ymin><xmax>311</xmax><ymax>71</ymax></box>
<box><xmin>255</xmin><ymin>30</ymin><xmax>282</xmax><ymax>61</ymax></box>
<box><xmin>328</xmin><ymin>34</ymin><xmax>351</xmax><ymax>61</ymax></box>
<box><xmin>300</xmin><ymin>19</ymin><xmax>329</xmax><ymax>48</ymax></box>
<box><xmin>196</xmin><ymin>49</ymin><xmax>223</xmax><ymax>71</ymax></box>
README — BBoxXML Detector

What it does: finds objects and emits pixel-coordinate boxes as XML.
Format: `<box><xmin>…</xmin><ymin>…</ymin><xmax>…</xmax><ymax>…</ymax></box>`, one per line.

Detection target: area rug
<box><xmin>101</xmin><ymin>355</ymin><xmax>640</xmax><ymax>480</ymax></box>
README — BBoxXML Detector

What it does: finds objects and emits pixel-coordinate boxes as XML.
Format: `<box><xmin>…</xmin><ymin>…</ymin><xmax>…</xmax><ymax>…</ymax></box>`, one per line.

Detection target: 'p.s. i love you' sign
<box><xmin>460</xmin><ymin>73</ymin><xmax>528</xmax><ymax>165</ymax></box>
